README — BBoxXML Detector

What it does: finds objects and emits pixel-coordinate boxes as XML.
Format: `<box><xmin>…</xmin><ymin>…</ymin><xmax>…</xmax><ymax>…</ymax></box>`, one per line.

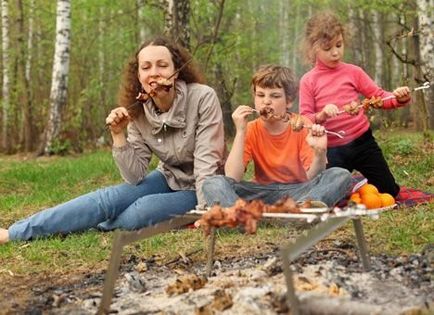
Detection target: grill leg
<box><xmin>205</xmin><ymin>228</ymin><xmax>216</xmax><ymax>277</ymax></box>
<box><xmin>352</xmin><ymin>218</ymin><xmax>371</xmax><ymax>271</ymax></box>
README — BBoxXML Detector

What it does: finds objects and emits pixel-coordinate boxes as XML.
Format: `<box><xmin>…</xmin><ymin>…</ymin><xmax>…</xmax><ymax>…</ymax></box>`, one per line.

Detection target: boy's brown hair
<box><xmin>251</xmin><ymin>64</ymin><xmax>298</xmax><ymax>102</ymax></box>
<box><xmin>301</xmin><ymin>11</ymin><xmax>346</xmax><ymax>64</ymax></box>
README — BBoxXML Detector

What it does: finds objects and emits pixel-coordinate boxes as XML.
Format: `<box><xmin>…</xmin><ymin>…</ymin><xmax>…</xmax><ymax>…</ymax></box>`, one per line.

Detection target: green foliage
<box><xmin>47</xmin><ymin>138</ymin><xmax>72</xmax><ymax>155</ymax></box>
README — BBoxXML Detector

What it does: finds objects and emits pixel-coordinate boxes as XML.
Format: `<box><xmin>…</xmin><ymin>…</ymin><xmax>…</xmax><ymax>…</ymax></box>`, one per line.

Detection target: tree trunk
<box><xmin>137</xmin><ymin>0</ymin><xmax>150</xmax><ymax>43</ymax></box>
<box><xmin>1</xmin><ymin>0</ymin><xmax>11</xmax><ymax>152</ymax></box>
<box><xmin>409</xmin><ymin>8</ymin><xmax>429</xmax><ymax>131</ymax></box>
<box><xmin>17</xmin><ymin>0</ymin><xmax>34</xmax><ymax>152</ymax></box>
<box><xmin>349</xmin><ymin>8</ymin><xmax>363</xmax><ymax>65</ymax></box>
<box><xmin>214</xmin><ymin>63</ymin><xmax>235</xmax><ymax>139</ymax></box>
<box><xmin>372</xmin><ymin>10</ymin><xmax>384</xmax><ymax>86</ymax></box>
<box><xmin>397</xmin><ymin>13</ymin><xmax>411</xmax><ymax>128</ymax></box>
<box><xmin>291</xmin><ymin>2</ymin><xmax>301</xmax><ymax>77</ymax></box>
<box><xmin>163</xmin><ymin>0</ymin><xmax>190</xmax><ymax>49</ymax></box>
<box><xmin>417</xmin><ymin>0</ymin><xmax>434</xmax><ymax>129</ymax></box>
<box><xmin>279</xmin><ymin>0</ymin><xmax>290</xmax><ymax>66</ymax></box>
<box><xmin>40</xmin><ymin>0</ymin><xmax>71</xmax><ymax>155</ymax></box>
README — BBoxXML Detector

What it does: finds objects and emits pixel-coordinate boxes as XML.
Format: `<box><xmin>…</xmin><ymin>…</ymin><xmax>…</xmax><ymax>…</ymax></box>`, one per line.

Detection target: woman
<box><xmin>0</xmin><ymin>36</ymin><xmax>225</xmax><ymax>244</ymax></box>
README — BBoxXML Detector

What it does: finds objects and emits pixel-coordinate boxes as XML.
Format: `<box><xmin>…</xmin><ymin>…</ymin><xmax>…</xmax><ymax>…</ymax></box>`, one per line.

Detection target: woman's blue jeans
<box><xmin>202</xmin><ymin>167</ymin><xmax>351</xmax><ymax>207</ymax></box>
<box><xmin>8</xmin><ymin>170</ymin><xmax>197</xmax><ymax>241</ymax></box>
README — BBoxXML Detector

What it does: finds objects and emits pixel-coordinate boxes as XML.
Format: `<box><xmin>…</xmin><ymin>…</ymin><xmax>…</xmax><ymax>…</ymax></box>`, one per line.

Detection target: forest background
<box><xmin>0</xmin><ymin>0</ymin><xmax>433</xmax><ymax>155</ymax></box>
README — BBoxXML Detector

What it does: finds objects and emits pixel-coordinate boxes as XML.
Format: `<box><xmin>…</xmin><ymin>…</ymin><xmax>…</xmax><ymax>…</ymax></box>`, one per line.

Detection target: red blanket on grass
<box><xmin>395</xmin><ymin>186</ymin><xmax>434</xmax><ymax>207</ymax></box>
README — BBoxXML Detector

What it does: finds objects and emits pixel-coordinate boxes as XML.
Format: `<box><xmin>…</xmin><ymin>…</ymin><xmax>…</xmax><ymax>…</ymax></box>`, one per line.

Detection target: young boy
<box><xmin>202</xmin><ymin>64</ymin><xmax>351</xmax><ymax>208</ymax></box>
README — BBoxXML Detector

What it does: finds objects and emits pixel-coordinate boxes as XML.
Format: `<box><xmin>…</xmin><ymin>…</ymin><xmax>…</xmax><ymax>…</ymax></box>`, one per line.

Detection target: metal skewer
<box><xmin>252</xmin><ymin>109</ymin><xmax>345</xmax><ymax>138</ymax></box>
<box><xmin>105</xmin><ymin>59</ymin><xmax>193</xmax><ymax>129</ymax></box>
<box><xmin>337</xmin><ymin>82</ymin><xmax>430</xmax><ymax>114</ymax></box>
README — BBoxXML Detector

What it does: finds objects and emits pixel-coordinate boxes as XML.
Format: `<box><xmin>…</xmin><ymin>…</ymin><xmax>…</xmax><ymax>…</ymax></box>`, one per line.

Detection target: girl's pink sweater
<box><xmin>299</xmin><ymin>60</ymin><xmax>409</xmax><ymax>147</ymax></box>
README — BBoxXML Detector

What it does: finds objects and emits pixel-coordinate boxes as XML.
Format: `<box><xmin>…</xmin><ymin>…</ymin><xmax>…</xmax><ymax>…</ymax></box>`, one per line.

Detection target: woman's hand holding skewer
<box><xmin>106</xmin><ymin>107</ymin><xmax>130</xmax><ymax>133</ymax></box>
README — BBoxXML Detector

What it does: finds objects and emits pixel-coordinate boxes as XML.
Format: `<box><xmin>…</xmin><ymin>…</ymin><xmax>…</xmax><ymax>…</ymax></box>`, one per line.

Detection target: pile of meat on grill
<box><xmin>195</xmin><ymin>197</ymin><xmax>313</xmax><ymax>235</ymax></box>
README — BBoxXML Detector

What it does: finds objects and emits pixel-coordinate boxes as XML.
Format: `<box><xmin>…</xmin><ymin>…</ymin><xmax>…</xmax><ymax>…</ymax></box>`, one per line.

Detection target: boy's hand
<box><xmin>232</xmin><ymin>105</ymin><xmax>253</xmax><ymax>132</ymax></box>
<box><xmin>306</xmin><ymin>124</ymin><xmax>327</xmax><ymax>153</ymax></box>
<box><xmin>393</xmin><ymin>86</ymin><xmax>411</xmax><ymax>103</ymax></box>
<box><xmin>316</xmin><ymin>104</ymin><xmax>339</xmax><ymax>122</ymax></box>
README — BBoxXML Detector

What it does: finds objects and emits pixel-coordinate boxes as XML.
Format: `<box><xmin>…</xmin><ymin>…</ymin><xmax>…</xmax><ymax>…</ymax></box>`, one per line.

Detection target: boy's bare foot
<box><xmin>0</xmin><ymin>228</ymin><xmax>10</xmax><ymax>244</ymax></box>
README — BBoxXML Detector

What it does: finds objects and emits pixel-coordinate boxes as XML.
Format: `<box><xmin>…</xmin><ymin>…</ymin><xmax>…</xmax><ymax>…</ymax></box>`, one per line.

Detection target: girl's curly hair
<box><xmin>301</xmin><ymin>11</ymin><xmax>347</xmax><ymax>65</ymax></box>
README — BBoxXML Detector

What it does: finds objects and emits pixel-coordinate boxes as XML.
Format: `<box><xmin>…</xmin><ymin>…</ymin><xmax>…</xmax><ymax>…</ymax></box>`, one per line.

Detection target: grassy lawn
<box><xmin>0</xmin><ymin>130</ymin><xmax>433</xmax><ymax>277</ymax></box>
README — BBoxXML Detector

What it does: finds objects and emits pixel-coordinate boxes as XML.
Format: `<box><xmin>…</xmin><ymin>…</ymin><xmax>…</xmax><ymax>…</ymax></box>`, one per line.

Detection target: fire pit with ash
<box><xmin>15</xmin><ymin>233</ymin><xmax>433</xmax><ymax>315</ymax></box>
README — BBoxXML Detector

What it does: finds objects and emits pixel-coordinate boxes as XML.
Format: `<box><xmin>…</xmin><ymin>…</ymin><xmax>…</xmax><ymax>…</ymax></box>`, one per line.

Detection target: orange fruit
<box><xmin>359</xmin><ymin>184</ymin><xmax>379</xmax><ymax>196</ymax></box>
<box><xmin>361</xmin><ymin>192</ymin><xmax>382</xmax><ymax>209</ymax></box>
<box><xmin>379</xmin><ymin>193</ymin><xmax>395</xmax><ymax>207</ymax></box>
<box><xmin>350</xmin><ymin>193</ymin><xmax>362</xmax><ymax>204</ymax></box>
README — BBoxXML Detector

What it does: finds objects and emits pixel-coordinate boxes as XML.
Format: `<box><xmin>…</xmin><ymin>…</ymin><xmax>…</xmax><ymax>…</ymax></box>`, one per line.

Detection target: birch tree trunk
<box><xmin>163</xmin><ymin>0</ymin><xmax>190</xmax><ymax>49</ymax></box>
<box><xmin>291</xmin><ymin>2</ymin><xmax>301</xmax><ymax>76</ymax></box>
<box><xmin>1</xmin><ymin>0</ymin><xmax>11</xmax><ymax>152</ymax></box>
<box><xmin>372</xmin><ymin>10</ymin><xmax>384</xmax><ymax>86</ymax></box>
<box><xmin>349</xmin><ymin>8</ymin><xmax>363</xmax><ymax>65</ymax></box>
<box><xmin>17</xmin><ymin>0</ymin><xmax>34</xmax><ymax>151</ymax></box>
<box><xmin>40</xmin><ymin>0</ymin><xmax>71</xmax><ymax>155</ymax></box>
<box><xmin>279</xmin><ymin>0</ymin><xmax>290</xmax><ymax>66</ymax></box>
<box><xmin>137</xmin><ymin>0</ymin><xmax>149</xmax><ymax>42</ymax></box>
<box><xmin>417</xmin><ymin>0</ymin><xmax>434</xmax><ymax>129</ymax></box>
<box><xmin>397</xmin><ymin>13</ymin><xmax>411</xmax><ymax>127</ymax></box>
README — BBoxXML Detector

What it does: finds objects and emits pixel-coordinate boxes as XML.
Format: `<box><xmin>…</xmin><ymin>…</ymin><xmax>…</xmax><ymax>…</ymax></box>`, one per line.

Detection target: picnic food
<box><xmin>136</xmin><ymin>78</ymin><xmax>173</xmax><ymax>101</ymax></box>
<box><xmin>195</xmin><ymin>197</ymin><xmax>301</xmax><ymax>235</ymax></box>
<box><xmin>342</xmin><ymin>102</ymin><xmax>361</xmax><ymax>115</ymax></box>
<box><xmin>354</xmin><ymin>183</ymin><xmax>394</xmax><ymax>209</ymax></box>
<box><xmin>359</xmin><ymin>184</ymin><xmax>379</xmax><ymax>196</ymax></box>
<box><xmin>362</xmin><ymin>96</ymin><xmax>383</xmax><ymax>110</ymax></box>
<box><xmin>341</xmin><ymin>96</ymin><xmax>384</xmax><ymax>115</ymax></box>
<box><xmin>379</xmin><ymin>193</ymin><xmax>395</xmax><ymax>207</ymax></box>
<box><xmin>258</xmin><ymin>108</ymin><xmax>304</xmax><ymax>131</ymax></box>
<box><xmin>361</xmin><ymin>192</ymin><xmax>382</xmax><ymax>209</ymax></box>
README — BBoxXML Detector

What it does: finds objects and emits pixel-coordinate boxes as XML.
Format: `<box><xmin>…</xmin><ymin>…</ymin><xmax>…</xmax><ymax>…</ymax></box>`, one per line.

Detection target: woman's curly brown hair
<box><xmin>301</xmin><ymin>11</ymin><xmax>347</xmax><ymax>65</ymax></box>
<box><xmin>117</xmin><ymin>36</ymin><xmax>204</xmax><ymax>118</ymax></box>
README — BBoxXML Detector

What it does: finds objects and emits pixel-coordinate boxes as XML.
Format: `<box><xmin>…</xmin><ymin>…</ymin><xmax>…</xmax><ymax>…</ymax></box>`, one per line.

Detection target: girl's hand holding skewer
<box><xmin>393</xmin><ymin>86</ymin><xmax>411</xmax><ymax>103</ymax></box>
<box><xmin>315</xmin><ymin>104</ymin><xmax>339</xmax><ymax>123</ymax></box>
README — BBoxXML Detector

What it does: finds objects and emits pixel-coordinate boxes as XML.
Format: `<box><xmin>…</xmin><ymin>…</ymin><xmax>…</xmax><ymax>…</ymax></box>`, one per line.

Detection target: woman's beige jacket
<box><xmin>112</xmin><ymin>80</ymin><xmax>225</xmax><ymax>205</ymax></box>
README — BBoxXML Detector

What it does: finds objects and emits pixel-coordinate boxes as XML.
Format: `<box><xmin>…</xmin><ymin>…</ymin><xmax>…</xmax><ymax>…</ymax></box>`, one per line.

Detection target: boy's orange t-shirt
<box><xmin>243</xmin><ymin>119</ymin><xmax>313</xmax><ymax>185</ymax></box>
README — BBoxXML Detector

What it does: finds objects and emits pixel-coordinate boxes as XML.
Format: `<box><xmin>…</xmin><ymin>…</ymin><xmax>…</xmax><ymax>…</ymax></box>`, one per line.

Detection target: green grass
<box><xmin>0</xmin><ymin>130</ymin><xmax>433</xmax><ymax>276</ymax></box>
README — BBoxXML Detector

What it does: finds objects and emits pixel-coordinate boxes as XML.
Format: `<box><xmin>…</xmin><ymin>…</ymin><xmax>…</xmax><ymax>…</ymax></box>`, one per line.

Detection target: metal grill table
<box><xmin>98</xmin><ymin>205</ymin><xmax>393</xmax><ymax>314</ymax></box>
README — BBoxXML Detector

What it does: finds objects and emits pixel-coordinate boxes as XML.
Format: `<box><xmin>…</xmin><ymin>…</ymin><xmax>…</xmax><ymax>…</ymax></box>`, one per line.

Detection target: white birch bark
<box><xmin>349</xmin><ymin>8</ymin><xmax>363</xmax><ymax>65</ymax></box>
<box><xmin>163</xmin><ymin>0</ymin><xmax>174</xmax><ymax>37</ymax></box>
<box><xmin>372</xmin><ymin>10</ymin><xmax>384</xmax><ymax>86</ymax></box>
<box><xmin>137</xmin><ymin>0</ymin><xmax>149</xmax><ymax>42</ymax></box>
<box><xmin>291</xmin><ymin>2</ymin><xmax>301</xmax><ymax>75</ymax></box>
<box><xmin>1</xmin><ymin>0</ymin><xmax>10</xmax><ymax>151</ymax></box>
<box><xmin>42</xmin><ymin>0</ymin><xmax>71</xmax><ymax>154</ymax></box>
<box><xmin>416</xmin><ymin>0</ymin><xmax>434</xmax><ymax>128</ymax></box>
<box><xmin>279</xmin><ymin>0</ymin><xmax>290</xmax><ymax>66</ymax></box>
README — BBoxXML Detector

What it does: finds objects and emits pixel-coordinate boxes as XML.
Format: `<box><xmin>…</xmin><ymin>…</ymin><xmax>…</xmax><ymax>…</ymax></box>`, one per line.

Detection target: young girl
<box><xmin>299</xmin><ymin>11</ymin><xmax>411</xmax><ymax>197</ymax></box>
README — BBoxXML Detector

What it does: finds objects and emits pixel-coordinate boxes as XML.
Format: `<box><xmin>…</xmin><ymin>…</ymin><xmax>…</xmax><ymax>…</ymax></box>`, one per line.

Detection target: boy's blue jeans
<box><xmin>202</xmin><ymin>167</ymin><xmax>351</xmax><ymax>208</ymax></box>
<box><xmin>9</xmin><ymin>170</ymin><xmax>197</xmax><ymax>241</ymax></box>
